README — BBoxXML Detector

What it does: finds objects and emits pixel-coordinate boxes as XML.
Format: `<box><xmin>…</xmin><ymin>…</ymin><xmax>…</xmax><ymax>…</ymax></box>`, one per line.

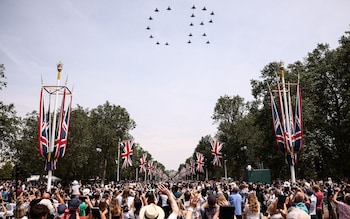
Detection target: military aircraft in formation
<box><xmin>146</xmin><ymin>4</ymin><xmax>215</xmax><ymax>46</ymax></box>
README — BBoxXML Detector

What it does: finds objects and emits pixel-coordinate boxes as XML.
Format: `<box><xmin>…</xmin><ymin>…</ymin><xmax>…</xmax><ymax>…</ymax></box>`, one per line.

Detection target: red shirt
<box><xmin>315</xmin><ymin>191</ymin><xmax>324</xmax><ymax>209</ymax></box>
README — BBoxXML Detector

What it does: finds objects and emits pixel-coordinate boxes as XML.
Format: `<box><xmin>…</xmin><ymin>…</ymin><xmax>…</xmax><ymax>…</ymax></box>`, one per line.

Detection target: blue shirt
<box><xmin>228</xmin><ymin>192</ymin><xmax>242</xmax><ymax>216</ymax></box>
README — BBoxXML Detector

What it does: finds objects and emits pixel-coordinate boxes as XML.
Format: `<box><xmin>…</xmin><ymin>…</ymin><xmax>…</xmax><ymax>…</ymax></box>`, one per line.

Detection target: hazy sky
<box><xmin>1</xmin><ymin>0</ymin><xmax>349</xmax><ymax>170</ymax></box>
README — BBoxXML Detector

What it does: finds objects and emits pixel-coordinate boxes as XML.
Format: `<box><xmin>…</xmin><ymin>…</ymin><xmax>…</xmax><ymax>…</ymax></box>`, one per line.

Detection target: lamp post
<box><xmin>224</xmin><ymin>160</ymin><xmax>228</xmax><ymax>181</ymax></box>
<box><xmin>96</xmin><ymin>147</ymin><xmax>102</xmax><ymax>180</ymax></box>
<box><xmin>240</xmin><ymin>144</ymin><xmax>247</xmax><ymax>179</ymax></box>
<box><xmin>47</xmin><ymin>62</ymin><xmax>63</xmax><ymax>192</ymax></box>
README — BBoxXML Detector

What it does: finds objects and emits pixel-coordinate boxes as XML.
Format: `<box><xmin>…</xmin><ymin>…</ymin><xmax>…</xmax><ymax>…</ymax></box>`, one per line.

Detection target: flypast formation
<box><xmin>146</xmin><ymin>4</ymin><xmax>215</xmax><ymax>46</ymax></box>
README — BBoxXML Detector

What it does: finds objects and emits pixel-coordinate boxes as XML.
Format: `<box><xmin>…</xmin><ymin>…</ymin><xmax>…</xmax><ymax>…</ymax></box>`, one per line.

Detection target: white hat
<box><xmin>139</xmin><ymin>204</ymin><xmax>165</xmax><ymax>219</ymax></box>
<box><xmin>83</xmin><ymin>188</ymin><xmax>90</xmax><ymax>196</ymax></box>
<box><xmin>39</xmin><ymin>199</ymin><xmax>55</xmax><ymax>214</ymax></box>
<box><xmin>72</xmin><ymin>180</ymin><xmax>79</xmax><ymax>185</ymax></box>
<box><xmin>284</xmin><ymin>181</ymin><xmax>291</xmax><ymax>188</ymax></box>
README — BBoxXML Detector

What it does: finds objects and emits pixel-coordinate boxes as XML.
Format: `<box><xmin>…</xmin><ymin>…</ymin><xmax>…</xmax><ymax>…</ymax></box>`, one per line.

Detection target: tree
<box><xmin>90</xmin><ymin>101</ymin><xmax>136</xmax><ymax>185</ymax></box>
<box><xmin>0</xmin><ymin>64</ymin><xmax>7</xmax><ymax>90</ymax></box>
<box><xmin>212</xmin><ymin>95</ymin><xmax>248</xmax><ymax>180</ymax></box>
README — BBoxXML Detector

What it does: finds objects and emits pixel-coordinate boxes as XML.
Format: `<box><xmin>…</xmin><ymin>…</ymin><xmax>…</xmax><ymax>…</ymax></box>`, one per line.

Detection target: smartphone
<box><xmin>277</xmin><ymin>195</ymin><xmax>287</xmax><ymax>209</ymax></box>
<box><xmin>79</xmin><ymin>196</ymin><xmax>87</xmax><ymax>202</ymax></box>
<box><xmin>92</xmin><ymin>207</ymin><xmax>100</xmax><ymax>218</ymax></box>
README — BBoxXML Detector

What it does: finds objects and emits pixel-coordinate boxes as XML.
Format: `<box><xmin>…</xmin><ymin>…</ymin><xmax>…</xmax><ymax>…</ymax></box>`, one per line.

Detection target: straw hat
<box><xmin>139</xmin><ymin>203</ymin><xmax>165</xmax><ymax>219</ymax></box>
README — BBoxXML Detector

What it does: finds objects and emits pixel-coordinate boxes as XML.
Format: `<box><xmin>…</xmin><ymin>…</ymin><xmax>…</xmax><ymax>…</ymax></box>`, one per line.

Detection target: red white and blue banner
<box><xmin>269</xmin><ymin>74</ymin><xmax>303</xmax><ymax>166</ymax></box>
<box><xmin>139</xmin><ymin>153</ymin><xmax>147</xmax><ymax>173</ymax></box>
<box><xmin>196</xmin><ymin>152</ymin><xmax>205</xmax><ymax>173</ymax></box>
<box><xmin>54</xmin><ymin>87</ymin><xmax>72</xmax><ymax>159</ymax></box>
<box><xmin>38</xmin><ymin>87</ymin><xmax>72</xmax><ymax>170</ymax></box>
<box><xmin>209</xmin><ymin>136</ymin><xmax>223</xmax><ymax>167</ymax></box>
<box><xmin>121</xmin><ymin>140</ymin><xmax>134</xmax><ymax>168</ymax></box>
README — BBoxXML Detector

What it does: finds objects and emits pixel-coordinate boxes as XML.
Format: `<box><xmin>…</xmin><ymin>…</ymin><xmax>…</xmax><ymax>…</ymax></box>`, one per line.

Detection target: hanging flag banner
<box><xmin>209</xmin><ymin>136</ymin><xmax>223</xmax><ymax>167</ymax></box>
<box><xmin>268</xmin><ymin>61</ymin><xmax>303</xmax><ymax>171</ymax></box>
<box><xmin>196</xmin><ymin>152</ymin><xmax>205</xmax><ymax>173</ymax></box>
<box><xmin>148</xmin><ymin>160</ymin><xmax>154</xmax><ymax>176</ymax></box>
<box><xmin>139</xmin><ymin>153</ymin><xmax>147</xmax><ymax>173</ymax></box>
<box><xmin>121</xmin><ymin>140</ymin><xmax>134</xmax><ymax>168</ymax></box>
<box><xmin>38</xmin><ymin>84</ymin><xmax>72</xmax><ymax>171</ymax></box>
<box><xmin>189</xmin><ymin>159</ymin><xmax>195</xmax><ymax>175</ymax></box>
<box><xmin>54</xmin><ymin>87</ymin><xmax>73</xmax><ymax>160</ymax></box>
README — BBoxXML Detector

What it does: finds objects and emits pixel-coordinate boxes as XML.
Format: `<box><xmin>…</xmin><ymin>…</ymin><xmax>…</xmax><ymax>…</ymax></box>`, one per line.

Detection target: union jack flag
<box><xmin>209</xmin><ymin>137</ymin><xmax>223</xmax><ymax>167</ymax></box>
<box><xmin>294</xmin><ymin>83</ymin><xmax>303</xmax><ymax>152</ymax></box>
<box><xmin>196</xmin><ymin>152</ymin><xmax>205</xmax><ymax>172</ymax></box>
<box><xmin>121</xmin><ymin>140</ymin><xmax>134</xmax><ymax>168</ymax></box>
<box><xmin>277</xmin><ymin>84</ymin><xmax>292</xmax><ymax>153</ymax></box>
<box><xmin>189</xmin><ymin>159</ymin><xmax>195</xmax><ymax>175</ymax></box>
<box><xmin>38</xmin><ymin>88</ymin><xmax>50</xmax><ymax>158</ymax></box>
<box><xmin>54</xmin><ymin>88</ymin><xmax>72</xmax><ymax>159</ymax></box>
<box><xmin>139</xmin><ymin>153</ymin><xmax>147</xmax><ymax>173</ymax></box>
<box><xmin>270</xmin><ymin>90</ymin><xmax>286</xmax><ymax>153</ymax></box>
<box><xmin>148</xmin><ymin>160</ymin><xmax>154</xmax><ymax>176</ymax></box>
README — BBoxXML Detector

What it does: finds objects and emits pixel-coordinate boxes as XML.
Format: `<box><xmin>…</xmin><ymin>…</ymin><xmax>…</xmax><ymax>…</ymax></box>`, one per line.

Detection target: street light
<box><xmin>96</xmin><ymin>147</ymin><xmax>102</xmax><ymax>179</ymax></box>
<box><xmin>224</xmin><ymin>160</ymin><xmax>228</xmax><ymax>180</ymax></box>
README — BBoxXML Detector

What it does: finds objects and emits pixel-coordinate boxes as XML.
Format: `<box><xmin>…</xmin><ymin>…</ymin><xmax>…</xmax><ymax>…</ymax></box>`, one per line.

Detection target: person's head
<box><xmin>122</xmin><ymin>188</ymin><xmax>130</xmax><ymax>199</ymax></box>
<box><xmin>68</xmin><ymin>198</ymin><xmax>81</xmax><ymax>219</ymax></box>
<box><xmin>231</xmin><ymin>186</ymin><xmax>239</xmax><ymax>193</ymax></box>
<box><xmin>133</xmin><ymin>198</ymin><xmax>142</xmax><ymax>215</ymax></box>
<box><xmin>294</xmin><ymin>191</ymin><xmax>304</xmax><ymax>203</ymax></box>
<box><xmin>216</xmin><ymin>193</ymin><xmax>227</xmax><ymax>206</ymax></box>
<box><xmin>14</xmin><ymin>203</ymin><xmax>26</xmax><ymax>219</ymax></box>
<box><xmin>139</xmin><ymin>203</ymin><xmax>165</xmax><ymax>219</ymax></box>
<box><xmin>344</xmin><ymin>193</ymin><xmax>350</xmax><ymax>205</ymax></box>
<box><xmin>247</xmin><ymin>192</ymin><xmax>259</xmax><ymax>214</ymax></box>
<box><xmin>207</xmin><ymin>193</ymin><xmax>216</xmax><ymax>207</ymax></box>
<box><xmin>184</xmin><ymin>190</ymin><xmax>191</xmax><ymax>201</ymax></box>
<box><xmin>29</xmin><ymin>204</ymin><xmax>50</xmax><ymax>219</ymax></box>
<box><xmin>145</xmin><ymin>190</ymin><xmax>156</xmax><ymax>204</ymax></box>
<box><xmin>313</xmin><ymin>185</ymin><xmax>320</xmax><ymax>192</ymax></box>
<box><xmin>42</xmin><ymin>192</ymin><xmax>51</xmax><ymax>199</ymax></box>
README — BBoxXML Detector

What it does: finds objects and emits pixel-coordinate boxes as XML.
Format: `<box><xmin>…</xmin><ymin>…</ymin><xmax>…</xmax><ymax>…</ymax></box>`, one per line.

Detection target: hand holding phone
<box><xmin>277</xmin><ymin>195</ymin><xmax>287</xmax><ymax>209</ymax></box>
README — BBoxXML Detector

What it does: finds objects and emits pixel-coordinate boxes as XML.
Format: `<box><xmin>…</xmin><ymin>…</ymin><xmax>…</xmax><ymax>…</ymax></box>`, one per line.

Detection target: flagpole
<box><xmin>47</xmin><ymin>61</ymin><xmax>63</xmax><ymax>192</ymax></box>
<box><xmin>280</xmin><ymin>61</ymin><xmax>296</xmax><ymax>183</ymax></box>
<box><xmin>117</xmin><ymin>140</ymin><xmax>120</xmax><ymax>182</ymax></box>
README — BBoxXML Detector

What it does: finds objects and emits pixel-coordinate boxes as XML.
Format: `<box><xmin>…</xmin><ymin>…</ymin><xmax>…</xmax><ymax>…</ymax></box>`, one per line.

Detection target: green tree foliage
<box><xmin>89</xmin><ymin>101</ymin><xmax>136</xmax><ymax>185</ymax></box>
<box><xmin>0</xmin><ymin>64</ymin><xmax>7</xmax><ymax>90</ymax></box>
<box><xmin>0</xmin><ymin>161</ymin><xmax>13</xmax><ymax>179</ymax></box>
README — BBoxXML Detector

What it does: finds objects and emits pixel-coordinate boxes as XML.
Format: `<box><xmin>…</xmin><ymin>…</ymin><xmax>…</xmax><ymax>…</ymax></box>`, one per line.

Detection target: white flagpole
<box><xmin>117</xmin><ymin>140</ymin><xmax>120</xmax><ymax>182</ymax></box>
<box><xmin>280</xmin><ymin>61</ymin><xmax>296</xmax><ymax>183</ymax></box>
<box><xmin>47</xmin><ymin>61</ymin><xmax>63</xmax><ymax>192</ymax></box>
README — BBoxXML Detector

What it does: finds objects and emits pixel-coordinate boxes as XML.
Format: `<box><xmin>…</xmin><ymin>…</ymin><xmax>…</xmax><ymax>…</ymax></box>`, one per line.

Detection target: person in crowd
<box><xmin>0</xmin><ymin>193</ymin><xmax>7</xmax><ymax>219</ymax></box>
<box><xmin>117</xmin><ymin>188</ymin><xmax>134</xmax><ymax>219</ymax></box>
<box><xmin>14</xmin><ymin>198</ymin><xmax>28</xmax><ymax>219</ymax></box>
<box><xmin>313</xmin><ymin>185</ymin><xmax>323</xmax><ymax>219</ymax></box>
<box><xmin>263</xmin><ymin>198</ymin><xmax>284</xmax><ymax>219</ymax></box>
<box><xmin>129</xmin><ymin>197</ymin><xmax>142</xmax><ymax>219</ymax></box>
<box><xmin>288</xmin><ymin>188</ymin><xmax>310</xmax><ymax>214</ymax></box>
<box><xmin>109</xmin><ymin>196</ymin><xmax>124</xmax><ymax>219</ymax></box>
<box><xmin>200</xmin><ymin>193</ymin><xmax>219</xmax><ymax>219</ymax></box>
<box><xmin>243</xmin><ymin>192</ymin><xmax>260</xmax><ymax>219</ymax></box>
<box><xmin>216</xmin><ymin>193</ymin><xmax>229</xmax><ymax>207</ymax></box>
<box><xmin>139</xmin><ymin>184</ymin><xmax>178</xmax><ymax>219</ymax></box>
<box><xmin>29</xmin><ymin>204</ymin><xmax>50</xmax><ymax>219</ymax></box>
<box><xmin>306</xmin><ymin>188</ymin><xmax>317</xmax><ymax>219</ymax></box>
<box><xmin>332</xmin><ymin>186</ymin><xmax>350</xmax><ymax>219</ymax></box>
<box><xmin>158</xmin><ymin>188</ymin><xmax>170</xmax><ymax>218</ymax></box>
<box><xmin>228</xmin><ymin>186</ymin><xmax>242</xmax><ymax>219</ymax></box>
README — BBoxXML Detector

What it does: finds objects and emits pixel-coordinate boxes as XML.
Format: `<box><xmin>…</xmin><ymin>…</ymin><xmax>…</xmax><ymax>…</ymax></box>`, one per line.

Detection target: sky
<box><xmin>1</xmin><ymin>0</ymin><xmax>349</xmax><ymax>171</ymax></box>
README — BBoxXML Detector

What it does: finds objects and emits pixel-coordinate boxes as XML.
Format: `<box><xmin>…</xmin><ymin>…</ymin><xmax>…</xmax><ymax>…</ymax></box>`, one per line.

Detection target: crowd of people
<box><xmin>0</xmin><ymin>177</ymin><xmax>349</xmax><ymax>219</ymax></box>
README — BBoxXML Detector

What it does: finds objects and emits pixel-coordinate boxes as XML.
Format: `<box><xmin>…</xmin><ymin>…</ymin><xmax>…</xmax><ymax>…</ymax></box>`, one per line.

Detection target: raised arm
<box><xmin>158</xmin><ymin>184</ymin><xmax>179</xmax><ymax>217</ymax></box>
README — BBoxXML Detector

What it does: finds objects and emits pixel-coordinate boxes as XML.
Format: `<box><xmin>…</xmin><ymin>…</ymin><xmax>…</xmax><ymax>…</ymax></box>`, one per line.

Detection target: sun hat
<box><xmin>139</xmin><ymin>203</ymin><xmax>165</xmax><ymax>219</ymax></box>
